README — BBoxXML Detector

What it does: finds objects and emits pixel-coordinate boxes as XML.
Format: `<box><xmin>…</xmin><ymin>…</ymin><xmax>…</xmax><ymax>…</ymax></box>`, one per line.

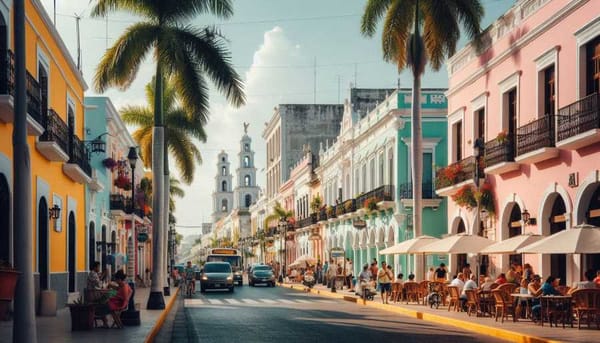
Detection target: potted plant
<box><xmin>310</xmin><ymin>195</ymin><xmax>322</xmax><ymax>213</ymax></box>
<box><xmin>0</xmin><ymin>260</ymin><xmax>20</xmax><ymax>320</ymax></box>
<box><xmin>114</xmin><ymin>175</ymin><xmax>131</xmax><ymax>189</ymax></box>
<box><xmin>451</xmin><ymin>185</ymin><xmax>477</xmax><ymax>209</ymax></box>
<box><xmin>435</xmin><ymin>163</ymin><xmax>463</xmax><ymax>189</ymax></box>
<box><xmin>102</xmin><ymin>157</ymin><xmax>117</xmax><ymax>170</ymax></box>
<box><xmin>67</xmin><ymin>296</ymin><xmax>95</xmax><ymax>331</ymax></box>
<box><xmin>326</xmin><ymin>205</ymin><xmax>334</xmax><ymax>218</ymax></box>
<box><xmin>496</xmin><ymin>131</ymin><xmax>508</xmax><ymax>144</ymax></box>
<box><xmin>475</xmin><ymin>183</ymin><xmax>496</xmax><ymax>216</ymax></box>
<box><xmin>364</xmin><ymin>197</ymin><xmax>378</xmax><ymax>212</ymax></box>
<box><xmin>335</xmin><ymin>204</ymin><xmax>345</xmax><ymax>216</ymax></box>
<box><xmin>344</xmin><ymin>200</ymin><xmax>355</xmax><ymax>213</ymax></box>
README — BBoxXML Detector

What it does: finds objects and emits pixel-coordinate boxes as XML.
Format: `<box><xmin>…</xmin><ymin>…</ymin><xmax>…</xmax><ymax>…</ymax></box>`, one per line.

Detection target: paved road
<box><xmin>168</xmin><ymin>283</ymin><xmax>507</xmax><ymax>343</ymax></box>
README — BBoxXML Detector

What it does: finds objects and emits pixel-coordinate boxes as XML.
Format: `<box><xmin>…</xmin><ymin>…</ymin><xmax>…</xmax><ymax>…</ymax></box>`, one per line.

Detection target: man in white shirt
<box><xmin>450</xmin><ymin>272</ymin><xmax>466</xmax><ymax>294</ymax></box>
<box><xmin>356</xmin><ymin>264</ymin><xmax>372</xmax><ymax>296</ymax></box>
<box><xmin>345</xmin><ymin>258</ymin><xmax>354</xmax><ymax>291</ymax></box>
<box><xmin>462</xmin><ymin>275</ymin><xmax>478</xmax><ymax>297</ymax></box>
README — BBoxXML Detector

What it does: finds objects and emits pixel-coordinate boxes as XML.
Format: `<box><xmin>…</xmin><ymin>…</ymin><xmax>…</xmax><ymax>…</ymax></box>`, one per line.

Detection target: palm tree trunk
<box><xmin>147</xmin><ymin>62</ymin><xmax>165</xmax><ymax>309</ymax></box>
<box><xmin>162</xmin><ymin>137</ymin><xmax>169</xmax><ymax>293</ymax></box>
<box><xmin>12</xmin><ymin>0</ymin><xmax>37</xmax><ymax>340</ymax></box>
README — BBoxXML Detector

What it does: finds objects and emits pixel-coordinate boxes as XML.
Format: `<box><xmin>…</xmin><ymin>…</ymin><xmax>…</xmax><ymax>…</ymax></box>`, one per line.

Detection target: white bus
<box><xmin>206</xmin><ymin>248</ymin><xmax>243</xmax><ymax>285</ymax></box>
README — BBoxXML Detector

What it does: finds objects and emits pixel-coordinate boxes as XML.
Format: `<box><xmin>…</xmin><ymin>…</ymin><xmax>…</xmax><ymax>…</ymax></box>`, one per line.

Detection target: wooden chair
<box><xmin>464</xmin><ymin>289</ymin><xmax>479</xmax><ymax>316</ymax></box>
<box><xmin>390</xmin><ymin>283</ymin><xmax>403</xmax><ymax>303</ymax></box>
<box><xmin>403</xmin><ymin>282</ymin><xmax>420</xmax><ymax>304</ymax></box>
<box><xmin>497</xmin><ymin>283</ymin><xmax>517</xmax><ymax>296</ymax></box>
<box><xmin>447</xmin><ymin>286</ymin><xmax>461</xmax><ymax>312</ymax></box>
<box><xmin>492</xmin><ymin>289</ymin><xmax>516</xmax><ymax>323</ymax></box>
<box><xmin>418</xmin><ymin>281</ymin><xmax>430</xmax><ymax>305</ymax></box>
<box><xmin>571</xmin><ymin>289</ymin><xmax>600</xmax><ymax>329</ymax></box>
<box><xmin>110</xmin><ymin>289</ymin><xmax>133</xmax><ymax>329</ymax></box>
<box><xmin>489</xmin><ymin>283</ymin><xmax>499</xmax><ymax>290</ymax></box>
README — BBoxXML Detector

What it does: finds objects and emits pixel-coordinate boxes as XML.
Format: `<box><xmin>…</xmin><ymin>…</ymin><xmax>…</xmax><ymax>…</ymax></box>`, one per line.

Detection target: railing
<box><xmin>40</xmin><ymin>108</ymin><xmax>69</xmax><ymax>154</ymax></box>
<box><xmin>356</xmin><ymin>185</ymin><xmax>394</xmax><ymax>209</ymax></box>
<box><xmin>26</xmin><ymin>71</ymin><xmax>42</xmax><ymax>125</ymax></box>
<box><xmin>318</xmin><ymin>208</ymin><xmax>327</xmax><ymax>221</ymax></box>
<box><xmin>297</xmin><ymin>213</ymin><xmax>318</xmax><ymax>228</ymax></box>
<box><xmin>557</xmin><ymin>93</ymin><xmax>600</xmax><ymax>142</ymax></box>
<box><xmin>327</xmin><ymin>206</ymin><xmax>337</xmax><ymax>219</ymax></box>
<box><xmin>398</xmin><ymin>182</ymin><xmax>438</xmax><ymax>199</ymax></box>
<box><xmin>484</xmin><ymin>137</ymin><xmax>515</xmax><ymax>167</ymax></box>
<box><xmin>435</xmin><ymin>156</ymin><xmax>476</xmax><ymax>189</ymax></box>
<box><xmin>133</xmin><ymin>208</ymin><xmax>145</xmax><ymax>218</ymax></box>
<box><xmin>342</xmin><ymin>198</ymin><xmax>356</xmax><ymax>214</ymax></box>
<box><xmin>0</xmin><ymin>49</ymin><xmax>15</xmax><ymax>95</ymax></box>
<box><xmin>516</xmin><ymin>115</ymin><xmax>556</xmax><ymax>156</ymax></box>
<box><xmin>110</xmin><ymin>194</ymin><xmax>126</xmax><ymax>211</ymax></box>
<box><xmin>69</xmin><ymin>134</ymin><xmax>92</xmax><ymax>177</ymax></box>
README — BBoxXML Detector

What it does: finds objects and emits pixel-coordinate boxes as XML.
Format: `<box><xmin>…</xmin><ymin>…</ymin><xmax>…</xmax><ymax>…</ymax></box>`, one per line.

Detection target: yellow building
<box><xmin>0</xmin><ymin>0</ymin><xmax>88</xmax><ymax>308</ymax></box>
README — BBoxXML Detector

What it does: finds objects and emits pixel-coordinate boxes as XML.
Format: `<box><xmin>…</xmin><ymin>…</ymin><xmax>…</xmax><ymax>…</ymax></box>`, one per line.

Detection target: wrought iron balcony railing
<box><xmin>435</xmin><ymin>156</ymin><xmax>476</xmax><ymax>189</ymax></box>
<box><xmin>516</xmin><ymin>114</ymin><xmax>556</xmax><ymax>156</ymax></box>
<box><xmin>40</xmin><ymin>108</ymin><xmax>69</xmax><ymax>154</ymax></box>
<box><xmin>356</xmin><ymin>185</ymin><xmax>394</xmax><ymax>209</ymax></box>
<box><xmin>110</xmin><ymin>194</ymin><xmax>127</xmax><ymax>211</ymax></box>
<box><xmin>398</xmin><ymin>182</ymin><xmax>438</xmax><ymax>199</ymax></box>
<box><xmin>484</xmin><ymin>137</ymin><xmax>515</xmax><ymax>167</ymax></box>
<box><xmin>318</xmin><ymin>208</ymin><xmax>327</xmax><ymax>222</ymax></box>
<box><xmin>68</xmin><ymin>134</ymin><xmax>92</xmax><ymax>177</ymax></box>
<box><xmin>297</xmin><ymin>213</ymin><xmax>318</xmax><ymax>228</ymax></box>
<box><xmin>557</xmin><ymin>93</ymin><xmax>600</xmax><ymax>142</ymax></box>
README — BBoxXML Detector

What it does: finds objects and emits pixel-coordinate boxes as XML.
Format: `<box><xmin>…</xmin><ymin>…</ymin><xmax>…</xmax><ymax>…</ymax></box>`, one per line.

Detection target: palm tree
<box><xmin>361</xmin><ymin>0</ymin><xmax>484</xmax><ymax>278</ymax></box>
<box><xmin>121</xmin><ymin>77</ymin><xmax>207</xmax><ymax>184</ymax></box>
<box><xmin>264</xmin><ymin>202</ymin><xmax>294</xmax><ymax>277</ymax></box>
<box><xmin>92</xmin><ymin>0</ymin><xmax>245</xmax><ymax>308</ymax></box>
<box><xmin>138</xmin><ymin>176</ymin><xmax>185</xmax><ymax>222</ymax></box>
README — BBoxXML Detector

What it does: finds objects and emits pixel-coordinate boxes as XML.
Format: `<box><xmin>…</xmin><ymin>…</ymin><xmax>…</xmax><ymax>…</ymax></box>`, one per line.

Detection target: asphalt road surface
<box><xmin>167</xmin><ymin>282</ymin><xmax>507</xmax><ymax>343</ymax></box>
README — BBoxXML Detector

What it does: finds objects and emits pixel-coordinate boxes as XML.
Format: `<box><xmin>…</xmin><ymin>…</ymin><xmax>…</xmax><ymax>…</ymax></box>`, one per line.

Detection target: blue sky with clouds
<box><xmin>42</xmin><ymin>0</ymin><xmax>515</xmax><ymax>236</ymax></box>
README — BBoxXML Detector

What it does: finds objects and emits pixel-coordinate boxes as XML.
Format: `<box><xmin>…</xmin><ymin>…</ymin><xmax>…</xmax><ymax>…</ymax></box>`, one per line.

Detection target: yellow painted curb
<box><xmin>283</xmin><ymin>284</ymin><xmax>560</xmax><ymax>343</ymax></box>
<box><xmin>144</xmin><ymin>287</ymin><xmax>180</xmax><ymax>343</ymax></box>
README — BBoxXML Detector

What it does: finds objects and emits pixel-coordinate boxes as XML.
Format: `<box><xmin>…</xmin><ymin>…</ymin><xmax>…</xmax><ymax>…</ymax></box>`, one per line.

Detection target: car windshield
<box><xmin>253</xmin><ymin>266</ymin><xmax>272</xmax><ymax>272</ymax></box>
<box><xmin>204</xmin><ymin>263</ymin><xmax>231</xmax><ymax>273</ymax></box>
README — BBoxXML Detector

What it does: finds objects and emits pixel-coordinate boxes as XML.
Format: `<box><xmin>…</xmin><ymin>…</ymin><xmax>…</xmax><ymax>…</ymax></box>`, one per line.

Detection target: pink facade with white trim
<box><xmin>443</xmin><ymin>0</ymin><xmax>600</xmax><ymax>285</ymax></box>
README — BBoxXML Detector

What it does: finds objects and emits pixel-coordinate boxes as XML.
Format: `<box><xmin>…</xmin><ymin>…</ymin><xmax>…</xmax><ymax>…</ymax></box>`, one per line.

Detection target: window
<box><xmin>586</xmin><ymin>35</ymin><xmax>600</xmax><ymax>95</ymax></box>
<box><xmin>244</xmin><ymin>175</ymin><xmax>251</xmax><ymax>187</ymax></box>
<box><xmin>423</xmin><ymin>152</ymin><xmax>433</xmax><ymax>198</ymax></box>
<box><xmin>369</xmin><ymin>159</ymin><xmax>375</xmax><ymax>190</ymax></box>
<box><xmin>361</xmin><ymin>164</ymin><xmax>367</xmax><ymax>193</ymax></box>
<box><xmin>506</xmin><ymin>88</ymin><xmax>517</xmax><ymax>140</ymax></box>
<box><xmin>388</xmin><ymin>148</ymin><xmax>394</xmax><ymax>187</ymax></box>
<box><xmin>454</xmin><ymin>121</ymin><xmax>462</xmax><ymax>161</ymax></box>
<box><xmin>475</xmin><ymin>108</ymin><xmax>485</xmax><ymax>141</ymax></box>
<box><xmin>221</xmin><ymin>181</ymin><xmax>227</xmax><ymax>192</ymax></box>
<box><xmin>38</xmin><ymin>63</ymin><xmax>49</xmax><ymax>117</ymax></box>
<box><xmin>221</xmin><ymin>166</ymin><xmax>226</xmax><ymax>176</ymax></box>
<box><xmin>244</xmin><ymin>194</ymin><xmax>251</xmax><ymax>208</ymax></box>
<box><xmin>221</xmin><ymin>199</ymin><xmax>228</xmax><ymax>212</ymax></box>
<box><xmin>221</xmin><ymin>157</ymin><xmax>225</xmax><ymax>162</ymax></box>
<box><xmin>243</xmin><ymin>156</ymin><xmax>250</xmax><ymax>168</ymax></box>
<box><xmin>543</xmin><ymin>65</ymin><xmax>556</xmax><ymax>115</ymax></box>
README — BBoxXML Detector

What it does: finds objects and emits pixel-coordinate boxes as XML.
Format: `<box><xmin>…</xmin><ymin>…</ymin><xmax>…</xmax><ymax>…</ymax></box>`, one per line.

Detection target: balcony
<box><xmin>515</xmin><ymin>114</ymin><xmax>559</xmax><ymax>164</ymax></box>
<box><xmin>318</xmin><ymin>208</ymin><xmax>327</xmax><ymax>222</ymax></box>
<box><xmin>435</xmin><ymin>156</ymin><xmax>476</xmax><ymax>197</ymax></box>
<box><xmin>63</xmin><ymin>134</ymin><xmax>92</xmax><ymax>184</ymax></box>
<box><xmin>36</xmin><ymin>109</ymin><xmax>69</xmax><ymax>162</ymax></box>
<box><xmin>484</xmin><ymin>137</ymin><xmax>519</xmax><ymax>175</ymax></box>
<box><xmin>556</xmin><ymin>93</ymin><xmax>600</xmax><ymax>150</ymax></box>
<box><xmin>356</xmin><ymin>185</ymin><xmax>394</xmax><ymax>211</ymax></box>
<box><xmin>398</xmin><ymin>182</ymin><xmax>442</xmax><ymax>209</ymax></box>
<box><xmin>110</xmin><ymin>194</ymin><xmax>128</xmax><ymax>217</ymax></box>
<box><xmin>0</xmin><ymin>49</ymin><xmax>44</xmax><ymax>136</ymax></box>
<box><xmin>297</xmin><ymin>213</ymin><xmax>318</xmax><ymax>229</ymax></box>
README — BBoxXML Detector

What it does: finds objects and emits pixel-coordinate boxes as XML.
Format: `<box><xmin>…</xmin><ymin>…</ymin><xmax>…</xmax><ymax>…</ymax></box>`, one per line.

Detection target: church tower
<box><xmin>212</xmin><ymin>151</ymin><xmax>233</xmax><ymax>222</ymax></box>
<box><xmin>234</xmin><ymin>124</ymin><xmax>260</xmax><ymax>210</ymax></box>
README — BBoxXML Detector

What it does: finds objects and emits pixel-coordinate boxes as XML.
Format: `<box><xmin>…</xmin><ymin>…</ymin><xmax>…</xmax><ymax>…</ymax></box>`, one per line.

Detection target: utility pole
<box><xmin>13</xmin><ymin>0</ymin><xmax>37</xmax><ymax>341</ymax></box>
<box><xmin>75</xmin><ymin>13</ymin><xmax>82</xmax><ymax>71</ymax></box>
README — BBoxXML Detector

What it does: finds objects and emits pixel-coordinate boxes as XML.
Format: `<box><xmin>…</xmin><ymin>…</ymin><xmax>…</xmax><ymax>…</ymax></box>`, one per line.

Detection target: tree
<box><xmin>121</xmin><ymin>77</ymin><xmax>207</xmax><ymax>184</ymax></box>
<box><xmin>92</xmin><ymin>0</ymin><xmax>245</xmax><ymax>308</ymax></box>
<box><xmin>138</xmin><ymin>176</ymin><xmax>185</xmax><ymax>222</ymax></box>
<box><xmin>361</xmin><ymin>0</ymin><xmax>483</xmax><ymax>278</ymax></box>
<box><xmin>264</xmin><ymin>201</ymin><xmax>294</xmax><ymax>229</ymax></box>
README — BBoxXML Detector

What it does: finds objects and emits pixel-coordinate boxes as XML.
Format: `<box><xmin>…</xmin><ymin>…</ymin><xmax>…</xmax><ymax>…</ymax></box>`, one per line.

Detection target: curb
<box><xmin>144</xmin><ymin>287</ymin><xmax>180</xmax><ymax>343</ymax></box>
<box><xmin>280</xmin><ymin>284</ymin><xmax>559</xmax><ymax>343</ymax></box>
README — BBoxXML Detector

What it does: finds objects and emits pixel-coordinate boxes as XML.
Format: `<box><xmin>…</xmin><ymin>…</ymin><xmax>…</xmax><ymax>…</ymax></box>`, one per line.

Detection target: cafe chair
<box><xmin>447</xmin><ymin>286</ymin><xmax>461</xmax><ymax>312</ymax></box>
<box><xmin>571</xmin><ymin>289</ymin><xmax>600</xmax><ymax>329</ymax></box>
<box><xmin>110</xmin><ymin>291</ymin><xmax>133</xmax><ymax>329</ymax></box>
<box><xmin>492</xmin><ymin>289</ymin><xmax>516</xmax><ymax>323</ymax></box>
<box><xmin>404</xmin><ymin>282</ymin><xmax>420</xmax><ymax>304</ymax></box>
<box><xmin>464</xmin><ymin>289</ymin><xmax>479</xmax><ymax>316</ymax></box>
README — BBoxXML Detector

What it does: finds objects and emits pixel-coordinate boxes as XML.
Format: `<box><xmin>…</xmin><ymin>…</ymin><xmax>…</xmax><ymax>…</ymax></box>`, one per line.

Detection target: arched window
<box><xmin>379</xmin><ymin>152</ymin><xmax>384</xmax><ymax>186</ymax></box>
<box><xmin>221</xmin><ymin>181</ymin><xmax>227</xmax><ymax>192</ymax></box>
<box><xmin>221</xmin><ymin>156</ymin><xmax>225</xmax><ymax>162</ymax></box>
<box><xmin>244</xmin><ymin>143</ymin><xmax>250</xmax><ymax>152</ymax></box>
<box><xmin>221</xmin><ymin>166</ymin><xmax>226</xmax><ymax>176</ymax></box>
<box><xmin>244</xmin><ymin>175</ymin><xmax>251</xmax><ymax>187</ymax></box>
<box><xmin>370</xmin><ymin>159</ymin><xmax>375</xmax><ymax>190</ymax></box>
<box><xmin>221</xmin><ymin>199</ymin><xmax>228</xmax><ymax>212</ymax></box>
<box><xmin>243</xmin><ymin>156</ymin><xmax>250</xmax><ymax>168</ymax></box>
<box><xmin>245</xmin><ymin>194</ymin><xmax>252</xmax><ymax>208</ymax></box>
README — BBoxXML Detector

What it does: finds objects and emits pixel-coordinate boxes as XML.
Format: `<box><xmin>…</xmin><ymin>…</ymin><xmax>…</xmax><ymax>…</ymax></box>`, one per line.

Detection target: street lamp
<box><xmin>278</xmin><ymin>220</ymin><xmax>288</xmax><ymax>283</ymax></box>
<box><xmin>127</xmin><ymin>146</ymin><xmax>138</xmax><ymax>278</ymax></box>
<box><xmin>122</xmin><ymin>146</ymin><xmax>140</xmax><ymax>326</ymax></box>
<box><xmin>473</xmin><ymin>138</ymin><xmax>485</xmax><ymax>237</ymax></box>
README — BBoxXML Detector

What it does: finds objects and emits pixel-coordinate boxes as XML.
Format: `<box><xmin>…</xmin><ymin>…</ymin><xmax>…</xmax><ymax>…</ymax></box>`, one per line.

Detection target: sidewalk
<box><xmin>282</xmin><ymin>282</ymin><xmax>600</xmax><ymax>343</ymax></box>
<box><xmin>0</xmin><ymin>286</ymin><xmax>178</xmax><ymax>343</ymax></box>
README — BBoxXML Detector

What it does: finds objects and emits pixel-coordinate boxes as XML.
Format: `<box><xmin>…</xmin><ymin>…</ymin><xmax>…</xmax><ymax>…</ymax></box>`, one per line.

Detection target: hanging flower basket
<box><xmin>436</xmin><ymin>163</ymin><xmax>463</xmax><ymax>189</ymax></box>
<box><xmin>114</xmin><ymin>175</ymin><xmax>131</xmax><ymax>189</ymax></box>
<box><xmin>451</xmin><ymin>183</ymin><xmax>496</xmax><ymax>216</ymax></box>
<box><xmin>364</xmin><ymin>197</ymin><xmax>378</xmax><ymax>212</ymax></box>
<box><xmin>102</xmin><ymin>157</ymin><xmax>117</xmax><ymax>170</ymax></box>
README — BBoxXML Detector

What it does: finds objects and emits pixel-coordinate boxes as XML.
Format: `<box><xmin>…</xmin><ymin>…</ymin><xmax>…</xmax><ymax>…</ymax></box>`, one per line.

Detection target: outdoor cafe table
<box><xmin>511</xmin><ymin>293</ymin><xmax>536</xmax><ymax>320</ymax></box>
<box><xmin>540</xmin><ymin>295</ymin><xmax>573</xmax><ymax>328</ymax></box>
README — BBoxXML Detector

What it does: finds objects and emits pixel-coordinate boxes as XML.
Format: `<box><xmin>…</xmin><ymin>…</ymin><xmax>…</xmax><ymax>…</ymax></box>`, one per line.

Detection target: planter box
<box><xmin>0</xmin><ymin>270</ymin><xmax>20</xmax><ymax>300</ymax></box>
<box><xmin>68</xmin><ymin>304</ymin><xmax>95</xmax><ymax>331</ymax></box>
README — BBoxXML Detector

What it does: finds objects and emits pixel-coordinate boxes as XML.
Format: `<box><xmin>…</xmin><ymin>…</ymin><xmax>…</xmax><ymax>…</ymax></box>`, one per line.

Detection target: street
<box><xmin>170</xmin><ymin>283</ymin><xmax>506</xmax><ymax>343</ymax></box>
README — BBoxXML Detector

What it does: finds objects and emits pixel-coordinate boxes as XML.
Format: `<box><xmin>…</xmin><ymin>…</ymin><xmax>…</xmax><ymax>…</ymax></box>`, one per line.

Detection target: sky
<box><xmin>41</xmin><ymin>0</ymin><xmax>515</xmax><ymax>237</ymax></box>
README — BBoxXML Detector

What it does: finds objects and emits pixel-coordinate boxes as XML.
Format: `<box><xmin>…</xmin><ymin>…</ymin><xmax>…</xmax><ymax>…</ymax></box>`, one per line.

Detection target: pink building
<box><xmin>441</xmin><ymin>0</ymin><xmax>600</xmax><ymax>285</ymax></box>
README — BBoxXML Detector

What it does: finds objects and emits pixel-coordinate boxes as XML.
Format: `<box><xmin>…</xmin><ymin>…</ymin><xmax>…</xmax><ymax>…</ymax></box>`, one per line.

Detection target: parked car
<box><xmin>248</xmin><ymin>264</ymin><xmax>275</xmax><ymax>287</ymax></box>
<box><xmin>200</xmin><ymin>262</ymin><xmax>234</xmax><ymax>293</ymax></box>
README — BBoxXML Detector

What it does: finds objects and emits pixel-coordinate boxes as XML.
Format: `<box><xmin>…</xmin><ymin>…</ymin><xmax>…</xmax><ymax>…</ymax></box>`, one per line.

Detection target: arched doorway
<box><xmin>88</xmin><ymin>222</ymin><xmax>95</xmax><ymax>269</ymax></box>
<box><xmin>507</xmin><ymin>204</ymin><xmax>523</xmax><ymax>267</ymax></box>
<box><xmin>68</xmin><ymin>212</ymin><xmax>76</xmax><ymax>292</ymax></box>
<box><xmin>583</xmin><ymin>183</ymin><xmax>600</xmax><ymax>275</ymax></box>
<box><xmin>101</xmin><ymin>225</ymin><xmax>107</xmax><ymax>270</ymax></box>
<box><xmin>455</xmin><ymin>218</ymin><xmax>467</xmax><ymax>276</ymax></box>
<box><xmin>549</xmin><ymin>196</ymin><xmax>567</xmax><ymax>285</ymax></box>
<box><xmin>0</xmin><ymin>174</ymin><xmax>9</xmax><ymax>262</ymax></box>
<box><xmin>38</xmin><ymin>197</ymin><xmax>49</xmax><ymax>290</ymax></box>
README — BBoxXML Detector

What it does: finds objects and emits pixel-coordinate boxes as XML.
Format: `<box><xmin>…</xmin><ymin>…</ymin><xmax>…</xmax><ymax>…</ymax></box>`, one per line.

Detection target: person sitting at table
<box><xmin>395</xmin><ymin>273</ymin><xmax>404</xmax><ymax>285</ymax></box>
<box><xmin>568</xmin><ymin>269</ymin><xmax>597</xmax><ymax>294</ymax></box>
<box><xmin>523</xmin><ymin>263</ymin><xmax>534</xmax><ymax>283</ymax></box>
<box><xmin>460</xmin><ymin>274</ymin><xmax>477</xmax><ymax>309</ymax></box>
<box><xmin>407</xmin><ymin>273</ymin><xmax>416</xmax><ymax>282</ymax></box>
<box><xmin>480</xmin><ymin>277</ymin><xmax>494</xmax><ymax>291</ymax></box>
<box><xmin>506</xmin><ymin>265</ymin><xmax>519</xmax><ymax>284</ymax></box>
<box><xmin>95</xmin><ymin>270</ymin><xmax>131</xmax><ymax>328</ymax></box>
<box><xmin>531</xmin><ymin>275</ymin><xmax>561</xmax><ymax>321</ymax></box>
<box><xmin>495</xmin><ymin>273</ymin><xmax>507</xmax><ymax>285</ymax></box>
<box><xmin>87</xmin><ymin>262</ymin><xmax>102</xmax><ymax>290</ymax></box>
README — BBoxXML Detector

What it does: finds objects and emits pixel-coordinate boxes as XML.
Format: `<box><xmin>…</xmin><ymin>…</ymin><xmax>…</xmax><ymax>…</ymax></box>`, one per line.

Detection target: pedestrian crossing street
<box><xmin>184</xmin><ymin>297</ymin><xmax>337</xmax><ymax>308</ymax></box>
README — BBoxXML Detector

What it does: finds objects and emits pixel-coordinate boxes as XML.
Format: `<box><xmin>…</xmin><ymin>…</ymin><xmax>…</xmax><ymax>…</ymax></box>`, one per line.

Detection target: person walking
<box><xmin>327</xmin><ymin>260</ymin><xmax>337</xmax><ymax>292</ymax></box>
<box><xmin>377</xmin><ymin>261</ymin><xmax>393</xmax><ymax>304</ymax></box>
<box><xmin>322</xmin><ymin>260</ymin><xmax>329</xmax><ymax>286</ymax></box>
<box><xmin>345</xmin><ymin>258</ymin><xmax>354</xmax><ymax>292</ymax></box>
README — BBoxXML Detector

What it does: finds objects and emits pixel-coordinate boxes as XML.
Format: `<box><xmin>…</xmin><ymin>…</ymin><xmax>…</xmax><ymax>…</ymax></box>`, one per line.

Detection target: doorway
<box><xmin>68</xmin><ymin>212</ymin><xmax>76</xmax><ymax>292</ymax></box>
<box><xmin>38</xmin><ymin>197</ymin><xmax>49</xmax><ymax>290</ymax></box>
<box><xmin>549</xmin><ymin>196</ymin><xmax>567</xmax><ymax>285</ymax></box>
<box><xmin>88</xmin><ymin>222</ymin><xmax>95</xmax><ymax>270</ymax></box>
<box><xmin>0</xmin><ymin>174</ymin><xmax>9</xmax><ymax>263</ymax></box>
<box><xmin>583</xmin><ymin>183</ymin><xmax>600</xmax><ymax>275</ymax></box>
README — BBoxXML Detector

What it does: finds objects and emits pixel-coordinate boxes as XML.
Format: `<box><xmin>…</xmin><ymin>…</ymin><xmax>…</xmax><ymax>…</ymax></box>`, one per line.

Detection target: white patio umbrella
<box><xmin>479</xmin><ymin>233</ymin><xmax>545</xmax><ymax>254</ymax></box>
<box><xmin>517</xmin><ymin>223</ymin><xmax>600</xmax><ymax>254</ymax></box>
<box><xmin>291</xmin><ymin>254</ymin><xmax>318</xmax><ymax>266</ymax></box>
<box><xmin>416</xmin><ymin>234</ymin><xmax>495</xmax><ymax>254</ymax></box>
<box><xmin>379</xmin><ymin>235</ymin><xmax>440</xmax><ymax>255</ymax></box>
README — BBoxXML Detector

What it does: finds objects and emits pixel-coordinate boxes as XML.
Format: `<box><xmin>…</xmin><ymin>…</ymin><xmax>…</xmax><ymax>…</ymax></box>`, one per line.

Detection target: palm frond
<box><xmin>132</xmin><ymin>126</ymin><xmax>153</xmax><ymax>169</ymax></box>
<box><xmin>166</xmin><ymin>109</ymin><xmax>207</xmax><ymax>142</ymax></box>
<box><xmin>120</xmin><ymin>105</ymin><xmax>153</xmax><ymax>127</ymax></box>
<box><xmin>169</xmin><ymin>177</ymin><xmax>185</xmax><ymax>198</ymax></box>
<box><xmin>146</xmin><ymin>75</ymin><xmax>178</xmax><ymax>113</ymax></box>
<box><xmin>160</xmin><ymin>0</ymin><xmax>234</xmax><ymax>23</ymax></box>
<box><xmin>381</xmin><ymin>0</ymin><xmax>413</xmax><ymax>69</ymax></box>
<box><xmin>361</xmin><ymin>0</ymin><xmax>393</xmax><ymax>37</ymax></box>
<box><xmin>94</xmin><ymin>22</ymin><xmax>159</xmax><ymax>92</ymax></box>
<box><xmin>167</xmin><ymin>128</ymin><xmax>197</xmax><ymax>184</ymax></box>
<box><xmin>422</xmin><ymin>0</ymin><xmax>460</xmax><ymax>70</ymax></box>
<box><xmin>90</xmin><ymin>0</ymin><xmax>159</xmax><ymax>20</ymax></box>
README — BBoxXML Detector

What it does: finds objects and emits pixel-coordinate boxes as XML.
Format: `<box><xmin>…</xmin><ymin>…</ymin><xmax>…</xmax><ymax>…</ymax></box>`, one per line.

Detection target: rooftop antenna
<box><xmin>75</xmin><ymin>11</ymin><xmax>83</xmax><ymax>71</ymax></box>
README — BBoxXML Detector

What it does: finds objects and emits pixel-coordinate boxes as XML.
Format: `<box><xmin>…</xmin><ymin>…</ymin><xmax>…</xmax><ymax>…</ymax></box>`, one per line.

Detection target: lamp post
<box><xmin>122</xmin><ymin>147</ymin><xmax>140</xmax><ymax>325</ymax></box>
